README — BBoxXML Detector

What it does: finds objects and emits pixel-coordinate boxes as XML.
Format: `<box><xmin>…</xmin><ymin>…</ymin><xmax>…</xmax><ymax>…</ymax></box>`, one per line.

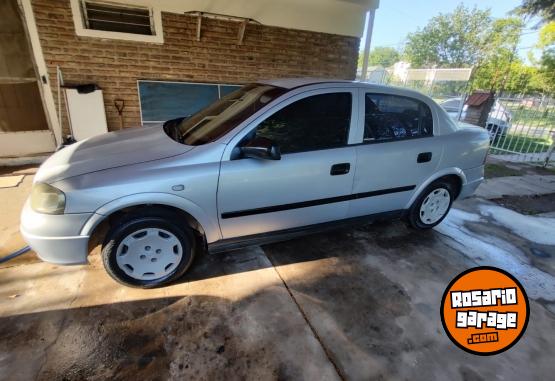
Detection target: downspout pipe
<box><xmin>360</xmin><ymin>9</ymin><xmax>376</xmax><ymax>81</ymax></box>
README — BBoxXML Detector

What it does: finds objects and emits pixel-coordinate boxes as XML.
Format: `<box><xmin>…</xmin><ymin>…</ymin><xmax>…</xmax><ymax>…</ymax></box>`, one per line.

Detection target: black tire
<box><xmin>102</xmin><ymin>215</ymin><xmax>196</xmax><ymax>288</ymax></box>
<box><xmin>407</xmin><ymin>179</ymin><xmax>454</xmax><ymax>230</ymax></box>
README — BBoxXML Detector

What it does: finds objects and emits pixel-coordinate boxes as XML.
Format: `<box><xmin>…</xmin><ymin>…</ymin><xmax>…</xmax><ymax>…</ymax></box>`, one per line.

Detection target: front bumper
<box><xmin>20</xmin><ymin>200</ymin><xmax>92</xmax><ymax>265</ymax></box>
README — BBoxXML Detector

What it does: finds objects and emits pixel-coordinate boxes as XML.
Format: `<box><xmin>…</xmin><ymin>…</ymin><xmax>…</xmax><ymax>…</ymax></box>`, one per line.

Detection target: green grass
<box><xmin>512</xmin><ymin>108</ymin><xmax>555</xmax><ymax>127</ymax></box>
<box><xmin>484</xmin><ymin>163</ymin><xmax>523</xmax><ymax>178</ymax></box>
<box><xmin>490</xmin><ymin>134</ymin><xmax>552</xmax><ymax>155</ymax></box>
<box><xmin>504</xmin><ymin>103</ymin><xmax>555</xmax><ymax>128</ymax></box>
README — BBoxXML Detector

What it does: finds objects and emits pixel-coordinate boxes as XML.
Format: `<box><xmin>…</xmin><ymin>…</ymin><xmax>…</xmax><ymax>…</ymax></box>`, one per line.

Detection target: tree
<box><xmin>470</xmin><ymin>18</ymin><xmax>525</xmax><ymax>91</ymax></box>
<box><xmin>473</xmin><ymin>59</ymin><xmax>544</xmax><ymax>93</ymax></box>
<box><xmin>366</xmin><ymin>47</ymin><xmax>400</xmax><ymax>67</ymax></box>
<box><xmin>403</xmin><ymin>4</ymin><xmax>529</xmax><ymax>92</ymax></box>
<box><xmin>403</xmin><ymin>5</ymin><xmax>491</xmax><ymax>68</ymax></box>
<box><xmin>516</xmin><ymin>0</ymin><xmax>555</xmax><ymax>22</ymax></box>
<box><xmin>537</xmin><ymin>22</ymin><xmax>555</xmax><ymax>93</ymax></box>
<box><xmin>401</xmin><ymin>3</ymin><xmax>553</xmax><ymax>94</ymax></box>
<box><xmin>538</xmin><ymin>21</ymin><xmax>555</xmax><ymax>46</ymax></box>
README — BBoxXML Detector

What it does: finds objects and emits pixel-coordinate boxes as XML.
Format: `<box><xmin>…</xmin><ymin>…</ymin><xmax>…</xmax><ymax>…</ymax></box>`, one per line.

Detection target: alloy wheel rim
<box><xmin>419</xmin><ymin>188</ymin><xmax>450</xmax><ymax>225</ymax></box>
<box><xmin>116</xmin><ymin>228</ymin><xmax>183</xmax><ymax>280</ymax></box>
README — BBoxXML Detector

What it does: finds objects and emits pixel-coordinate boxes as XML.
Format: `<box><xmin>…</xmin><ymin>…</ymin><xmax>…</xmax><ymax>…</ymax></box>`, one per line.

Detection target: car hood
<box><xmin>35</xmin><ymin>126</ymin><xmax>193</xmax><ymax>183</ymax></box>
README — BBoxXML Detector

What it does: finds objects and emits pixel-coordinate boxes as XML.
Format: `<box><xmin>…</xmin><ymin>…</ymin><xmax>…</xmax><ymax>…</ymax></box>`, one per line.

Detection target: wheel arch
<box><xmin>404</xmin><ymin>168</ymin><xmax>466</xmax><ymax>210</ymax></box>
<box><xmin>81</xmin><ymin>193</ymin><xmax>221</xmax><ymax>250</ymax></box>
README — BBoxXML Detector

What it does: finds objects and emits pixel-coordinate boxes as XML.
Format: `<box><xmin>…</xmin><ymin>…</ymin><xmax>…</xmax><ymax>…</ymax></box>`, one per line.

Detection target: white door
<box><xmin>217</xmin><ymin>89</ymin><xmax>358</xmax><ymax>239</ymax></box>
<box><xmin>0</xmin><ymin>0</ymin><xmax>55</xmax><ymax>158</ymax></box>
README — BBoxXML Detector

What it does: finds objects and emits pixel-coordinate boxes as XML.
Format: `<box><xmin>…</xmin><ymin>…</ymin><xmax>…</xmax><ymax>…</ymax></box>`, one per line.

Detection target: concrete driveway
<box><xmin>1</xmin><ymin>168</ymin><xmax>554</xmax><ymax>380</ymax></box>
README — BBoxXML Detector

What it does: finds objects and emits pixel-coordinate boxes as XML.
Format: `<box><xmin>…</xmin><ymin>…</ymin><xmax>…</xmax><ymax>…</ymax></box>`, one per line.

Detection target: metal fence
<box><xmin>363</xmin><ymin>67</ymin><xmax>555</xmax><ymax>167</ymax></box>
<box><xmin>483</xmin><ymin>94</ymin><xmax>554</xmax><ymax>166</ymax></box>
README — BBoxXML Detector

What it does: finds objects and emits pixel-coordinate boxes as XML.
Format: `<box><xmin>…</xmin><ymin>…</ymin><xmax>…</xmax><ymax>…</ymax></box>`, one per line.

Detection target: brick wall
<box><xmin>32</xmin><ymin>0</ymin><xmax>360</xmax><ymax>134</ymax></box>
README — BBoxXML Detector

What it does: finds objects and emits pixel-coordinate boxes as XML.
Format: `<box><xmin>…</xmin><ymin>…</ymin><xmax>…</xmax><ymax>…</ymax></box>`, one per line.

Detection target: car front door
<box><xmin>217</xmin><ymin>88</ymin><xmax>358</xmax><ymax>239</ymax></box>
<box><xmin>348</xmin><ymin>90</ymin><xmax>443</xmax><ymax>218</ymax></box>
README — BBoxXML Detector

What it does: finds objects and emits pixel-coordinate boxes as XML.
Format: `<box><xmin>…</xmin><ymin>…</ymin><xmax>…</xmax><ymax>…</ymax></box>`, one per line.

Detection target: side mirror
<box><xmin>241</xmin><ymin>137</ymin><xmax>281</xmax><ymax>160</ymax></box>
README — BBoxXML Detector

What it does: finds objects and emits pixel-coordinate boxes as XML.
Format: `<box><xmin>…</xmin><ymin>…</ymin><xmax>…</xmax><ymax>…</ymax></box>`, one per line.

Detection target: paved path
<box><xmin>476</xmin><ymin>174</ymin><xmax>555</xmax><ymax>199</ymax></box>
<box><xmin>490</xmin><ymin>152</ymin><xmax>553</xmax><ymax>165</ymax></box>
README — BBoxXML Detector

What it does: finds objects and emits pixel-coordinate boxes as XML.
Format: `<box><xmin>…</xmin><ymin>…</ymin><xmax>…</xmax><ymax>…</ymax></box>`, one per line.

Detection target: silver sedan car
<box><xmin>440</xmin><ymin>97</ymin><xmax>512</xmax><ymax>138</ymax></box>
<box><xmin>21</xmin><ymin>79</ymin><xmax>489</xmax><ymax>287</ymax></box>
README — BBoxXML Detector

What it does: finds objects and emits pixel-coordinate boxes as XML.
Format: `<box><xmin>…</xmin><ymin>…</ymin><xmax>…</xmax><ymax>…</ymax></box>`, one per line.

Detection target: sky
<box><xmin>361</xmin><ymin>0</ymin><xmax>541</xmax><ymax>64</ymax></box>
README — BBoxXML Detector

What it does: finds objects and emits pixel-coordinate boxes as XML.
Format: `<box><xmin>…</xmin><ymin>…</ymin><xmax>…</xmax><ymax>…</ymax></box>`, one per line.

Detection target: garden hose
<box><xmin>0</xmin><ymin>246</ymin><xmax>30</xmax><ymax>264</ymax></box>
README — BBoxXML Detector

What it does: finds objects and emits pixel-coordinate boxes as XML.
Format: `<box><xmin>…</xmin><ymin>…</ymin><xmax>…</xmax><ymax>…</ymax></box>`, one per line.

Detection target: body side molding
<box><xmin>221</xmin><ymin>185</ymin><xmax>415</xmax><ymax>219</ymax></box>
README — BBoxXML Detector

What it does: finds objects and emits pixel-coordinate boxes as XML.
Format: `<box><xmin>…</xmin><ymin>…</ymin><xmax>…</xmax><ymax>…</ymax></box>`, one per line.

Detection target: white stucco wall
<box><xmin>83</xmin><ymin>0</ymin><xmax>380</xmax><ymax>37</ymax></box>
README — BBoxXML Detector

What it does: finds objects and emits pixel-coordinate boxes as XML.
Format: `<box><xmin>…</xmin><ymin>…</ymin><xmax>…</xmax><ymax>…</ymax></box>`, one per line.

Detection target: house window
<box><xmin>138</xmin><ymin>81</ymin><xmax>243</xmax><ymax>124</ymax></box>
<box><xmin>69</xmin><ymin>0</ymin><xmax>163</xmax><ymax>43</ymax></box>
<box><xmin>81</xmin><ymin>1</ymin><xmax>153</xmax><ymax>35</ymax></box>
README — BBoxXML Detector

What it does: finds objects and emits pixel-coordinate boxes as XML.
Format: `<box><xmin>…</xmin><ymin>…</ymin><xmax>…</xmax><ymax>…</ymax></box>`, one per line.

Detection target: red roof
<box><xmin>465</xmin><ymin>91</ymin><xmax>494</xmax><ymax>107</ymax></box>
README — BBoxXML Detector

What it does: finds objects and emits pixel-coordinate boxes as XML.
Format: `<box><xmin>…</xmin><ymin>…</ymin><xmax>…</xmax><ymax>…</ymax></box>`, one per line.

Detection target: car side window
<box><xmin>253</xmin><ymin>92</ymin><xmax>352</xmax><ymax>154</ymax></box>
<box><xmin>364</xmin><ymin>93</ymin><xmax>433</xmax><ymax>142</ymax></box>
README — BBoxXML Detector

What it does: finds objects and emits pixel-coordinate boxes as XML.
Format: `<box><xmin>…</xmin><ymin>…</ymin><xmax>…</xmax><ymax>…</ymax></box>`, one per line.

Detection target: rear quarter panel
<box><xmin>439</xmin><ymin>127</ymin><xmax>490</xmax><ymax>170</ymax></box>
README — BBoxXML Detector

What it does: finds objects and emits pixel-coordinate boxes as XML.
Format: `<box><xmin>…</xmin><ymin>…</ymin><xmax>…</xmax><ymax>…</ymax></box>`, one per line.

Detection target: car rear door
<box><xmin>217</xmin><ymin>88</ymin><xmax>358</xmax><ymax>239</ymax></box>
<box><xmin>348</xmin><ymin>90</ymin><xmax>443</xmax><ymax>218</ymax></box>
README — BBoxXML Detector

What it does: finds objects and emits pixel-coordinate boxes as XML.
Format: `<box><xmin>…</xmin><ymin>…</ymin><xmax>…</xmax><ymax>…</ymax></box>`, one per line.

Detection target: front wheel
<box><xmin>102</xmin><ymin>215</ymin><xmax>195</xmax><ymax>288</ymax></box>
<box><xmin>407</xmin><ymin>180</ymin><xmax>454</xmax><ymax>229</ymax></box>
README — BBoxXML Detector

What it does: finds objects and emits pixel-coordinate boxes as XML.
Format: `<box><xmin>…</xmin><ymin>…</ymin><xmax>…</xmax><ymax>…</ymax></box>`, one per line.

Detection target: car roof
<box><xmin>256</xmin><ymin>77</ymin><xmax>428</xmax><ymax>98</ymax></box>
<box><xmin>256</xmin><ymin>77</ymin><xmax>352</xmax><ymax>89</ymax></box>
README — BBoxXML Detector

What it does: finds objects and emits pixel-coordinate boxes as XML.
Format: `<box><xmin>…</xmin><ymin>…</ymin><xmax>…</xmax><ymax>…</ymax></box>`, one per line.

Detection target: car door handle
<box><xmin>417</xmin><ymin>152</ymin><xmax>432</xmax><ymax>163</ymax></box>
<box><xmin>330</xmin><ymin>163</ymin><xmax>350</xmax><ymax>176</ymax></box>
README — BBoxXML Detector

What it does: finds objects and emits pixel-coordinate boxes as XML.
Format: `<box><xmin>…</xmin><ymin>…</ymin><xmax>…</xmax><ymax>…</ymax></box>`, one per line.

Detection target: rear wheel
<box><xmin>102</xmin><ymin>215</ymin><xmax>195</xmax><ymax>288</ymax></box>
<box><xmin>407</xmin><ymin>180</ymin><xmax>454</xmax><ymax>229</ymax></box>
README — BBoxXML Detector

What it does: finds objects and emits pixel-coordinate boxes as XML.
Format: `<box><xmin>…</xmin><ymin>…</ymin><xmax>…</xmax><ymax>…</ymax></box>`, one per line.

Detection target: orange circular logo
<box><xmin>441</xmin><ymin>267</ymin><xmax>529</xmax><ymax>355</ymax></box>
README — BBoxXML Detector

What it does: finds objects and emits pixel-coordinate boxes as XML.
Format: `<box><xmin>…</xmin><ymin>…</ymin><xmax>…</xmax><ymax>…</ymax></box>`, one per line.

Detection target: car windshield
<box><xmin>440</xmin><ymin>98</ymin><xmax>461</xmax><ymax>110</ymax></box>
<box><xmin>168</xmin><ymin>84</ymin><xmax>286</xmax><ymax>145</ymax></box>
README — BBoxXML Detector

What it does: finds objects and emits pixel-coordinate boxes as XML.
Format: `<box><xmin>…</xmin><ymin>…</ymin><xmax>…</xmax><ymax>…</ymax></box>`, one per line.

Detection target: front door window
<box><xmin>254</xmin><ymin>92</ymin><xmax>352</xmax><ymax>154</ymax></box>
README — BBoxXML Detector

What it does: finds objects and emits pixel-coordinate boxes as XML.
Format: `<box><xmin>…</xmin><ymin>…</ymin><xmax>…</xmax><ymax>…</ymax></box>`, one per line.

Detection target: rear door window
<box><xmin>364</xmin><ymin>93</ymin><xmax>433</xmax><ymax>142</ymax></box>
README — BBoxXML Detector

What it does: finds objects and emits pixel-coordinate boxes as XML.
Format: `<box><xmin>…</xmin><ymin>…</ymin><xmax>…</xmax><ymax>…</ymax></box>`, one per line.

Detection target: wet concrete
<box><xmin>490</xmin><ymin>193</ymin><xmax>555</xmax><ymax>215</ymax></box>
<box><xmin>264</xmin><ymin>202</ymin><xmax>555</xmax><ymax>380</ymax></box>
<box><xmin>0</xmin><ymin>248</ymin><xmax>339</xmax><ymax>381</ymax></box>
<box><xmin>1</xmin><ymin>170</ymin><xmax>555</xmax><ymax>380</ymax></box>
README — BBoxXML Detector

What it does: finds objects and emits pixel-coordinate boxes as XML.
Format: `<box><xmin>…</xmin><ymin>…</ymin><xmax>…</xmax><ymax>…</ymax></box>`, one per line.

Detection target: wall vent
<box><xmin>81</xmin><ymin>1</ymin><xmax>154</xmax><ymax>36</ymax></box>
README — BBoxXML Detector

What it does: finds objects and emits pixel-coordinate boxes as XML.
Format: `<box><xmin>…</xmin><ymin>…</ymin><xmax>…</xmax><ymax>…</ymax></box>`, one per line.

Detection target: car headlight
<box><xmin>30</xmin><ymin>183</ymin><xmax>66</xmax><ymax>214</ymax></box>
